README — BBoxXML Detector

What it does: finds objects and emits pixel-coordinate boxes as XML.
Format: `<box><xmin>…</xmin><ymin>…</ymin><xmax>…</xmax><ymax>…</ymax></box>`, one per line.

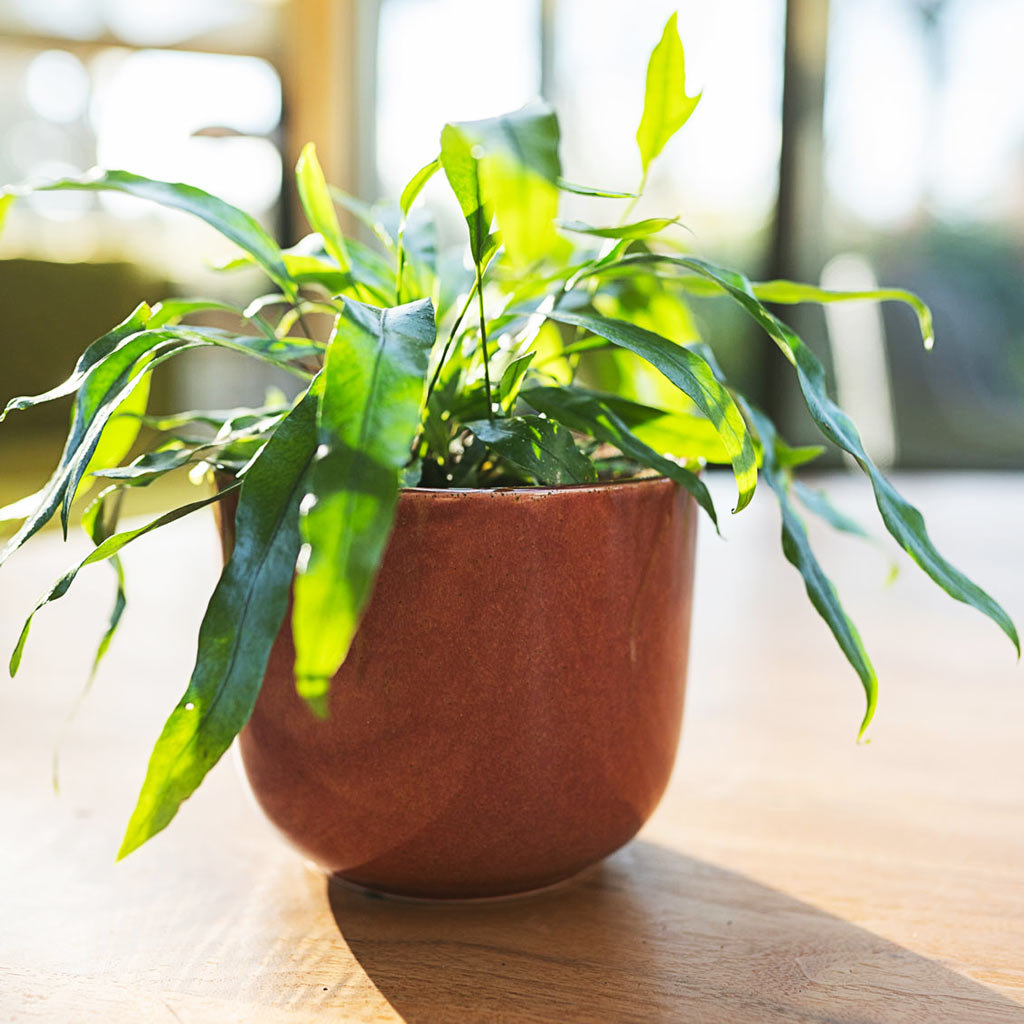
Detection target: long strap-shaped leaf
<box><xmin>10</xmin><ymin>485</ymin><xmax>240</xmax><ymax>676</ymax></box>
<box><xmin>293</xmin><ymin>297</ymin><xmax>436</xmax><ymax>714</ymax></box>
<box><xmin>607</xmin><ymin>254</ymin><xmax>1019</xmax><ymax>654</ymax></box>
<box><xmin>743</xmin><ymin>401</ymin><xmax>878</xmax><ymax>737</ymax></box>
<box><xmin>118</xmin><ymin>384</ymin><xmax>320</xmax><ymax>858</ymax></box>
<box><xmin>546</xmin><ymin>309</ymin><xmax>757</xmax><ymax>513</ymax></box>
<box><xmin>0</xmin><ymin>326</ymin><xmax>315</xmax><ymax>563</ymax></box>
<box><xmin>1</xmin><ymin>302</ymin><xmax>151</xmax><ymax>421</ymax></box>
<box><xmin>4</xmin><ymin>170</ymin><xmax>296</xmax><ymax>299</ymax></box>
<box><xmin>520</xmin><ymin>385</ymin><xmax>719</xmax><ymax>531</ymax></box>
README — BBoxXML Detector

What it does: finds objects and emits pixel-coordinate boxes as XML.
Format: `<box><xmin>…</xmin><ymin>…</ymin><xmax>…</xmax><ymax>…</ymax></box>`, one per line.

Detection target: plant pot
<box><xmin>215</xmin><ymin>478</ymin><xmax>698</xmax><ymax>900</ymax></box>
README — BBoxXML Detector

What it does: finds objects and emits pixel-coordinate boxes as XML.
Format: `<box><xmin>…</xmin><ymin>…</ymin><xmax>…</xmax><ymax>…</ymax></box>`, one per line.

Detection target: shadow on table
<box><xmin>326</xmin><ymin>839</ymin><xmax>1024</xmax><ymax>1024</ymax></box>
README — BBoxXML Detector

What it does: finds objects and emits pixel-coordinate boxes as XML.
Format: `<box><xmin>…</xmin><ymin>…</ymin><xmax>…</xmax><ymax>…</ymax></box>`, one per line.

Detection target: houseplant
<box><xmin>0</xmin><ymin>15</ymin><xmax>1016</xmax><ymax>897</ymax></box>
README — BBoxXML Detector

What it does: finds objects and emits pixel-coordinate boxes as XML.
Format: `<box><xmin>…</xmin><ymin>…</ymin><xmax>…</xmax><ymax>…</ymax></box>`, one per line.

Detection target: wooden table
<box><xmin>2</xmin><ymin>473</ymin><xmax>1023</xmax><ymax>1023</ymax></box>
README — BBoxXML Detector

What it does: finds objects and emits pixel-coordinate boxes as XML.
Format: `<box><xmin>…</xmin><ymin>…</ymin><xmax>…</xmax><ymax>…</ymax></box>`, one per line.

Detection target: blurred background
<box><xmin>1</xmin><ymin>0</ymin><xmax>1022</xmax><ymax>509</ymax></box>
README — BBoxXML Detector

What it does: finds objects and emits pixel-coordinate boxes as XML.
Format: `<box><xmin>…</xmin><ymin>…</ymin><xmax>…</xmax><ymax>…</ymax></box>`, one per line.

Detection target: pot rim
<box><xmin>399</xmin><ymin>474</ymin><xmax>676</xmax><ymax>498</ymax></box>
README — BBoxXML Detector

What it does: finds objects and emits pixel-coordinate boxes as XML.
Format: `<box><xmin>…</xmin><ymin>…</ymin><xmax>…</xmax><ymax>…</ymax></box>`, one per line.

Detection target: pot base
<box><xmin>328</xmin><ymin>860</ymin><xmax>603</xmax><ymax>905</ymax></box>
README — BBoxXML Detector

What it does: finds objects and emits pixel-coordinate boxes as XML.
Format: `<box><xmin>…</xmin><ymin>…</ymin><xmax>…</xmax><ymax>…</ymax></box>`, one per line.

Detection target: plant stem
<box><xmin>424</xmin><ymin>280</ymin><xmax>478</xmax><ymax>405</ymax></box>
<box><xmin>475</xmin><ymin>261</ymin><xmax>493</xmax><ymax>420</ymax></box>
<box><xmin>395</xmin><ymin>228</ymin><xmax>406</xmax><ymax>304</ymax></box>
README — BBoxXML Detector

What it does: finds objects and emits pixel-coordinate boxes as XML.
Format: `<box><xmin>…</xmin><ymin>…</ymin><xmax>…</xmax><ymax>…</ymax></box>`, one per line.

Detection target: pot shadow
<box><xmin>326</xmin><ymin>840</ymin><xmax>1024</xmax><ymax>1024</ymax></box>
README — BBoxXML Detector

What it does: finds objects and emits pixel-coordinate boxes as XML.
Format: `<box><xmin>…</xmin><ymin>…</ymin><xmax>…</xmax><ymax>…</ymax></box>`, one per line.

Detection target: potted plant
<box><xmin>1</xmin><ymin>15</ymin><xmax>1016</xmax><ymax>899</ymax></box>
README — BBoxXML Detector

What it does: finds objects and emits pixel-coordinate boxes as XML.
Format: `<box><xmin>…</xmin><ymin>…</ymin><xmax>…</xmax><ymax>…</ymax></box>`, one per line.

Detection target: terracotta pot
<box><xmin>216</xmin><ymin>478</ymin><xmax>698</xmax><ymax>900</ymax></box>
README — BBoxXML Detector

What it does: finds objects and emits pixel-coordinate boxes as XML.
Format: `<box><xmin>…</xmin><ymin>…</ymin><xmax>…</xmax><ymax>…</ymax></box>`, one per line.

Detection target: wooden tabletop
<box><xmin>2</xmin><ymin>472</ymin><xmax>1023</xmax><ymax>1023</ymax></box>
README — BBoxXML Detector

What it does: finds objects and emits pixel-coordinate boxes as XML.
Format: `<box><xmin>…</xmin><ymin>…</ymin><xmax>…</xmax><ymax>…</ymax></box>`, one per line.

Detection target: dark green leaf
<box><xmin>10</xmin><ymin>485</ymin><xmax>240</xmax><ymax>677</ymax></box>
<box><xmin>547</xmin><ymin>309</ymin><xmax>757</xmax><ymax>512</ymax></box>
<box><xmin>465</xmin><ymin>415</ymin><xmax>598</xmax><ymax>486</ymax></box>
<box><xmin>118</xmin><ymin>385</ymin><xmax>319</xmax><ymax>858</ymax></box>
<box><xmin>293</xmin><ymin>298</ymin><xmax>436</xmax><ymax>712</ymax></box>
<box><xmin>636</xmin><ymin>13</ymin><xmax>701</xmax><ymax>175</ymax></box>
<box><xmin>1</xmin><ymin>302</ymin><xmax>151</xmax><ymax>422</ymax></box>
<box><xmin>612</xmin><ymin>253</ymin><xmax>1018</xmax><ymax>653</ymax></box>
<box><xmin>743</xmin><ymin>401</ymin><xmax>877</xmax><ymax>737</ymax></box>
<box><xmin>521</xmin><ymin>385</ymin><xmax>718</xmax><ymax>529</ymax></box>
<box><xmin>792</xmin><ymin>481</ymin><xmax>871</xmax><ymax>539</ymax></box>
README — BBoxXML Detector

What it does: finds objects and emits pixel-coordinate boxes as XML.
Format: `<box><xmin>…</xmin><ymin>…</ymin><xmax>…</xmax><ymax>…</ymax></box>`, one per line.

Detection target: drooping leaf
<box><xmin>73</xmin><ymin>372</ymin><xmax>150</xmax><ymax>502</ymax></box>
<box><xmin>292</xmin><ymin>298</ymin><xmax>436</xmax><ymax>713</ymax></box>
<box><xmin>547</xmin><ymin>309</ymin><xmax>757</xmax><ymax>512</ymax></box>
<box><xmin>10</xmin><ymin>485</ymin><xmax>240</xmax><ymax>677</ymax></box>
<box><xmin>743</xmin><ymin>401</ymin><xmax>878</xmax><ymax>737</ymax></box>
<box><xmin>636</xmin><ymin>13</ymin><xmax>701</xmax><ymax>176</ymax></box>
<box><xmin>750</xmin><ymin>279</ymin><xmax>934</xmax><ymax>351</ymax></box>
<box><xmin>118</xmin><ymin>384</ymin><xmax>320</xmax><ymax>858</ymax></box>
<box><xmin>560</xmin><ymin>217</ymin><xmax>679</xmax><ymax>240</ymax></box>
<box><xmin>465</xmin><ymin>415</ymin><xmax>598</xmax><ymax>486</ymax></box>
<box><xmin>612</xmin><ymin>253</ymin><xmax>1018</xmax><ymax>653</ymax></box>
<box><xmin>79</xmin><ymin>488</ymin><xmax>128</xmax><ymax>683</ymax></box>
<box><xmin>6</xmin><ymin>170</ymin><xmax>295</xmax><ymax>298</ymax></box>
<box><xmin>1</xmin><ymin>324</ymin><xmax>314</xmax><ymax>564</ymax></box>
<box><xmin>1</xmin><ymin>302</ymin><xmax>151</xmax><ymax>422</ymax></box>
<box><xmin>51</xmin><ymin>487</ymin><xmax>129</xmax><ymax>795</ymax></box>
<box><xmin>792</xmin><ymin>481</ymin><xmax>871</xmax><ymax>540</ymax></box>
<box><xmin>521</xmin><ymin>385</ymin><xmax>718</xmax><ymax>529</ymax></box>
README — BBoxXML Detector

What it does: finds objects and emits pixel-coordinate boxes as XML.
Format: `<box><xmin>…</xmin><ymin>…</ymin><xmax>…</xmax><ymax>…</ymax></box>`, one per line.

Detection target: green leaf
<box><xmin>547</xmin><ymin>310</ymin><xmax>757</xmax><ymax>512</ymax></box>
<box><xmin>792</xmin><ymin>481</ymin><xmax>871</xmax><ymax>540</ymax></box>
<box><xmin>615</xmin><ymin>253</ymin><xmax>1018</xmax><ymax>654</ymax></box>
<box><xmin>439</xmin><ymin>122</ymin><xmax>492</xmax><ymax>265</ymax></box>
<box><xmin>296</xmin><ymin>143</ymin><xmax>352</xmax><ymax>272</ymax></box>
<box><xmin>6</xmin><ymin>170</ymin><xmax>295</xmax><ymax>299</ymax></box>
<box><xmin>750</xmin><ymin>279</ymin><xmax>934</xmax><ymax>351</ymax></box>
<box><xmin>292</xmin><ymin>298</ymin><xmax>436</xmax><ymax>712</ymax></box>
<box><xmin>557</xmin><ymin>179</ymin><xmax>637</xmax><ymax>199</ymax></box>
<box><xmin>10</xmin><ymin>485</ymin><xmax>239</xmax><ymax>677</ymax></box>
<box><xmin>592</xmin><ymin>391</ymin><xmax>729</xmax><ymax>463</ymax></box>
<box><xmin>79</xmin><ymin>488</ymin><xmax>128</xmax><ymax>683</ymax></box>
<box><xmin>498</xmin><ymin>351</ymin><xmax>536</xmax><ymax>406</ymax></box>
<box><xmin>73</xmin><ymin>372</ymin><xmax>150</xmax><ymax>502</ymax></box>
<box><xmin>521</xmin><ymin>385</ymin><xmax>718</xmax><ymax>529</ymax></box>
<box><xmin>118</xmin><ymin>385</ymin><xmax>319</xmax><ymax>858</ymax></box>
<box><xmin>465</xmin><ymin>415</ymin><xmax>598</xmax><ymax>486</ymax></box>
<box><xmin>442</xmin><ymin>101</ymin><xmax>562</xmax><ymax>267</ymax></box>
<box><xmin>400</xmin><ymin>157</ymin><xmax>441</xmax><ymax>216</ymax></box>
<box><xmin>1</xmin><ymin>302</ymin><xmax>151</xmax><ymax>422</ymax></box>
<box><xmin>560</xmin><ymin>217</ymin><xmax>679</xmax><ymax>240</ymax></box>
<box><xmin>743</xmin><ymin>402</ymin><xmax>877</xmax><ymax>737</ymax></box>
<box><xmin>636</xmin><ymin>13</ymin><xmax>701</xmax><ymax>176</ymax></box>
<box><xmin>92</xmin><ymin>446</ymin><xmax>199</xmax><ymax>484</ymax></box>
<box><xmin>1</xmin><ymin>324</ymin><xmax>313</xmax><ymax>564</ymax></box>
<box><xmin>150</xmin><ymin>296</ymin><xmax>278</xmax><ymax>343</ymax></box>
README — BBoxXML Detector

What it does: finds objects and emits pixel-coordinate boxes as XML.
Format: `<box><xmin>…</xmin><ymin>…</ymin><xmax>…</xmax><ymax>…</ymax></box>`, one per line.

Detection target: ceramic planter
<box><xmin>216</xmin><ymin>478</ymin><xmax>698</xmax><ymax>899</ymax></box>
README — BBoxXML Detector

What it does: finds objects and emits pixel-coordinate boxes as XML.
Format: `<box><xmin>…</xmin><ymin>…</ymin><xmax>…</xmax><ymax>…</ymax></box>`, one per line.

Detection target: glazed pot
<box><xmin>217</xmin><ymin>478</ymin><xmax>698</xmax><ymax>900</ymax></box>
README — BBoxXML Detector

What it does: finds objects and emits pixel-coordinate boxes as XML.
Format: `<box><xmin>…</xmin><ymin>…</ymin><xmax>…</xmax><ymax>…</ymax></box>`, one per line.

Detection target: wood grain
<box><xmin>1</xmin><ymin>472</ymin><xmax>1022</xmax><ymax>1023</ymax></box>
